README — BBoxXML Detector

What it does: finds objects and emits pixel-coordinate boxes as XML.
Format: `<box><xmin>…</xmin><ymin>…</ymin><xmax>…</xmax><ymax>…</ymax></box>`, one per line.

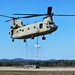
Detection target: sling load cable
<box><xmin>25</xmin><ymin>40</ymin><xmax>28</xmax><ymax>65</ymax></box>
<box><xmin>36</xmin><ymin>36</ymin><xmax>39</xmax><ymax>60</ymax></box>
<box><xmin>35</xmin><ymin>36</ymin><xmax>40</xmax><ymax>68</ymax></box>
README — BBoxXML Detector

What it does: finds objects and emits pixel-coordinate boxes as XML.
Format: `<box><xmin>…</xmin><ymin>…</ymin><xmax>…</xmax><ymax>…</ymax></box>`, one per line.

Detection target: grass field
<box><xmin>0</xmin><ymin>71</ymin><xmax>75</xmax><ymax>75</ymax></box>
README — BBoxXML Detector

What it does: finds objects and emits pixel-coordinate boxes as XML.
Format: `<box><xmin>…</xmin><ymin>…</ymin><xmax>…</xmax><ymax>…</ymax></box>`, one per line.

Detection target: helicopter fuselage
<box><xmin>9</xmin><ymin>17</ymin><xmax>58</xmax><ymax>41</ymax></box>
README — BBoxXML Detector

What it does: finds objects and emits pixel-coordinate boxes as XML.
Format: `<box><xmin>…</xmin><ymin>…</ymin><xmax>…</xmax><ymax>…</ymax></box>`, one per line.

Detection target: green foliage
<box><xmin>0</xmin><ymin>60</ymin><xmax>75</xmax><ymax>67</ymax></box>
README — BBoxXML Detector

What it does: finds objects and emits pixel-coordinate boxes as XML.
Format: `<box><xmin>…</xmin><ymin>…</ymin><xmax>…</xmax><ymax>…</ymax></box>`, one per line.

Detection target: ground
<box><xmin>0</xmin><ymin>67</ymin><xmax>75</xmax><ymax>71</ymax></box>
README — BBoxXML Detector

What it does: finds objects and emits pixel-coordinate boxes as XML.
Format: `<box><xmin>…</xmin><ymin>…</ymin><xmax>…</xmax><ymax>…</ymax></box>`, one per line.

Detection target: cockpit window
<box><xmin>49</xmin><ymin>22</ymin><xmax>53</xmax><ymax>24</ymax></box>
<box><xmin>21</xmin><ymin>22</ymin><xmax>23</xmax><ymax>25</ymax></box>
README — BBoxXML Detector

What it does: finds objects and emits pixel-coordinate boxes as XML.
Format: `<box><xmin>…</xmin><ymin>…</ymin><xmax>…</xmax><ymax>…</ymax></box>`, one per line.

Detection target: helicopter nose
<box><xmin>54</xmin><ymin>25</ymin><xmax>58</xmax><ymax>30</ymax></box>
<box><xmin>50</xmin><ymin>25</ymin><xmax>58</xmax><ymax>32</ymax></box>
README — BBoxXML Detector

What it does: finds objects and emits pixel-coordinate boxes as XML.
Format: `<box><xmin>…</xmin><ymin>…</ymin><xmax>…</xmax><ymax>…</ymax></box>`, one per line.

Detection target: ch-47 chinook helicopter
<box><xmin>0</xmin><ymin>6</ymin><xmax>75</xmax><ymax>42</ymax></box>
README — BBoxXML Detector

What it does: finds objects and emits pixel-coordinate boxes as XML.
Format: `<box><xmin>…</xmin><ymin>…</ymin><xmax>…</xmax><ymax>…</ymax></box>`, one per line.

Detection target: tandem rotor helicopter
<box><xmin>0</xmin><ymin>6</ymin><xmax>75</xmax><ymax>42</ymax></box>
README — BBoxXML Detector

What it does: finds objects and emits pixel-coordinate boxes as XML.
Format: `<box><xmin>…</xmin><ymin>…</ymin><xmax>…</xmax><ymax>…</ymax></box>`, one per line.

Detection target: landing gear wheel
<box><xmin>31</xmin><ymin>35</ymin><xmax>34</xmax><ymax>39</ymax></box>
<box><xmin>42</xmin><ymin>36</ymin><xmax>46</xmax><ymax>40</ymax></box>
<box><xmin>24</xmin><ymin>39</ymin><xmax>26</xmax><ymax>42</ymax></box>
<box><xmin>12</xmin><ymin>39</ymin><xmax>14</xmax><ymax>42</ymax></box>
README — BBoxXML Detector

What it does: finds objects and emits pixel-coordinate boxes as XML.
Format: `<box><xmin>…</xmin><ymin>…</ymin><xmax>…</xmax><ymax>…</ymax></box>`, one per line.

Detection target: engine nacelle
<box><xmin>11</xmin><ymin>19</ymin><xmax>23</xmax><ymax>29</ymax></box>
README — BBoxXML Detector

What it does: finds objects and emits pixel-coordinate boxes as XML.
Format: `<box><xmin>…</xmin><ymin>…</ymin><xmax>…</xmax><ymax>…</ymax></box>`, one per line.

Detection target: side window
<box><xmin>17</xmin><ymin>31</ymin><xmax>18</xmax><ymax>33</ymax></box>
<box><xmin>22</xmin><ymin>29</ymin><xmax>24</xmax><ymax>32</ymax></box>
<box><xmin>28</xmin><ymin>28</ymin><xmax>30</xmax><ymax>30</ymax></box>
<box><xmin>39</xmin><ymin>23</ymin><xmax>43</xmax><ymax>29</ymax></box>
<box><xmin>34</xmin><ymin>26</ymin><xmax>36</xmax><ymax>29</ymax></box>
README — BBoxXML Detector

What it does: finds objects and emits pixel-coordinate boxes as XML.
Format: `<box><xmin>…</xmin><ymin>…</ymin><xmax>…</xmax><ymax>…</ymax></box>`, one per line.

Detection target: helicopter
<box><xmin>0</xmin><ymin>6</ymin><xmax>75</xmax><ymax>42</ymax></box>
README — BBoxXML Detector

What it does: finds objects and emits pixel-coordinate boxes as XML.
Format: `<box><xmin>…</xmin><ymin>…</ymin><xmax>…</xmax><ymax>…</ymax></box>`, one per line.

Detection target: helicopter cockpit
<box><xmin>46</xmin><ymin>21</ymin><xmax>58</xmax><ymax>32</ymax></box>
<box><xmin>46</xmin><ymin>21</ymin><xmax>53</xmax><ymax>28</ymax></box>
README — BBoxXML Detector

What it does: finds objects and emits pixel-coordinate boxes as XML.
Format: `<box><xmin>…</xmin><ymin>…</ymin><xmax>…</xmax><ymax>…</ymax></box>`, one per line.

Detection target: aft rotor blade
<box><xmin>22</xmin><ymin>14</ymin><xmax>45</xmax><ymax>18</ymax></box>
<box><xmin>5</xmin><ymin>17</ymin><xmax>19</xmax><ymax>22</ymax></box>
<box><xmin>0</xmin><ymin>14</ymin><xmax>13</xmax><ymax>18</ymax></box>
<box><xmin>5</xmin><ymin>19</ymin><xmax>13</xmax><ymax>22</ymax></box>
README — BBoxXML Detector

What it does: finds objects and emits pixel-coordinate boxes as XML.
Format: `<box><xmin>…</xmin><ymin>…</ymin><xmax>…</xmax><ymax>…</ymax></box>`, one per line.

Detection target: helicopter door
<box><xmin>39</xmin><ymin>23</ymin><xmax>43</xmax><ymax>29</ymax></box>
<box><xmin>39</xmin><ymin>23</ymin><xmax>45</xmax><ymax>33</ymax></box>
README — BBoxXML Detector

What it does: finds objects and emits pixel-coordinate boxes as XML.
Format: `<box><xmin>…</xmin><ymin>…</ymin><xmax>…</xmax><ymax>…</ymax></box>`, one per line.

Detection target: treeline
<box><xmin>0</xmin><ymin>60</ymin><xmax>75</xmax><ymax>67</ymax></box>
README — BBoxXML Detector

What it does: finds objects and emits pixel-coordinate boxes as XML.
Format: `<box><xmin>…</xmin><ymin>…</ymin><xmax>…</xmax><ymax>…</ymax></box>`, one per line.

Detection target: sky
<box><xmin>0</xmin><ymin>0</ymin><xmax>75</xmax><ymax>60</ymax></box>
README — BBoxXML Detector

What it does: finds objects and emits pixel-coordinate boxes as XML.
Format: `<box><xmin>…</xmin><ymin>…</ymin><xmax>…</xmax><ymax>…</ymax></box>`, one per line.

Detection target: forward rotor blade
<box><xmin>13</xmin><ymin>7</ymin><xmax>52</xmax><ymax>16</ymax></box>
<box><xmin>13</xmin><ymin>6</ymin><xmax>52</xmax><ymax>17</ymax></box>
<box><xmin>53</xmin><ymin>14</ymin><xmax>75</xmax><ymax>16</ymax></box>
<box><xmin>47</xmin><ymin>7</ymin><xmax>52</xmax><ymax>15</ymax></box>
<box><xmin>13</xmin><ymin>14</ymin><xmax>46</xmax><ymax>15</ymax></box>
<box><xmin>13</xmin><ymin>14</ymin><xmax>47</xmax><ymax>18</ymax></box>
